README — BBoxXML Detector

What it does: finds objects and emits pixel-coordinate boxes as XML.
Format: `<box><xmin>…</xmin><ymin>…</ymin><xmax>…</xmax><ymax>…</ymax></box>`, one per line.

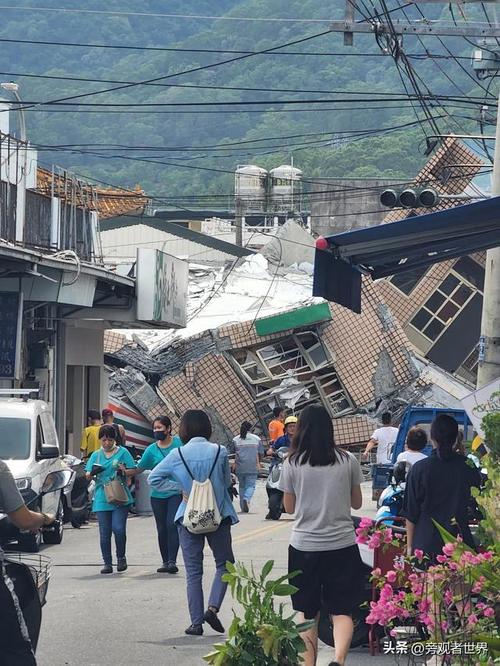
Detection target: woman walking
<box><xmin>278</xmin><ymin>404</ymin><xmax>363</xmax><ymax>666</ymax></box>
<box><xmin>232</xmin><ymin>421</ymin><xmax>262</xmax><ymax>513</ymax></box>
<box><xmin>122</xmin><ymin>416</ymin><xmax>183</xmax><ymax>573</ymax></box>
<box><xmin>403</xmin><ymin>414</ymin><xmax>482</xmax><ymax>560</ymax></box>
<box><xmin>149</xmin><ymin>410</ymin><xmax>238</xmax><ymax>636</ymax></box>
<box><xmin>85</xmin><ymin>424</ymin><xmax>136</xmax><ymax>574</ymax></box>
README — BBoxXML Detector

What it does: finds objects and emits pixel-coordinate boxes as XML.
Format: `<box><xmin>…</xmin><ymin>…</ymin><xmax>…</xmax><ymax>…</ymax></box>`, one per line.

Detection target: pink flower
<box><xmin>394</xmin><ymin>559</ymin><xmax>405</xmax><ymax>571</ymax></box>
<box><xmin>483</xmin><ymin>607</ymin><xmax>495</xmax><ymax>618</ymax></box>
<box><xmin>436</xmin><ymin>555</ymin><xmax>447</xmax><ymax>564</ymax></box>
<box><xmin>467</xmin><ymin>614</ymin><xmax>478</xmax><ymax>627</ymax></box>
<box><xmin>480</xmin><ymin>550</ymin><xmax>493</xmax><ymax>561</ymax></box>
<box><xmin>382</xmin><ymin>529</ymin><xmax>393</xmax><ymax>544</ymax></box>
<box><xmin>386</xmin><ymin>571</ymin><xmax>397</xmax><ymax>583</ymax></box>
<box><xmin>442</xmin><ymin>543</ymin><xmax>456</xmax><ymax>557</ymax></box>
<box><xmin>368</xmin><ymin>532</ymin><xmax>382</xmax><ymax>549</ymax></box>
<box><xmin>414</xmin><ymin>549</ymin><xmax>424</xmax><ymax>560</ymax></box>
<box><xmin>359</xmin><ymin>517</ymin><xmax>374</xmax><ymax>529</ymax></box>
<box><xmin>355</xmin><ymin>533</ymin><xmax>369</xmax><ymax>545</ymax></box>
<box><xmin>371</xmin><ymin>567</ymin><xmax>382</xmax><ymax>577</ymax></box>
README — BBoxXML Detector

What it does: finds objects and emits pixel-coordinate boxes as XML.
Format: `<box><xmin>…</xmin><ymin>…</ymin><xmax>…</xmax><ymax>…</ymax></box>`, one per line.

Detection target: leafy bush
<box><xmin>203</xmin><ymin>560</ymin><xmax>313</xmax><ymax>666</ymax></box>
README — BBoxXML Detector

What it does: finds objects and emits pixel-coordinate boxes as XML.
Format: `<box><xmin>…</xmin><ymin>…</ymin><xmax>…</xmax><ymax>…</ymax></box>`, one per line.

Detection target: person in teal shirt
<box><xmin>122</xmin><ymin>416</ymin><xmax>182</xmax><ymax>574</ymax></box>
<box><xmin>85</xmin><ymin>424</ymin><xmax>136</xmax><ymax>575</ymax></box>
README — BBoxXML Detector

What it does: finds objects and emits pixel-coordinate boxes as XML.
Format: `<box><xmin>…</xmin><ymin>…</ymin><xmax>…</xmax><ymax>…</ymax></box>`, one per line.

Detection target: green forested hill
<box><xmin>0</xmin><ymin>0</ymin><xmax>490</xmax><ymax>197</ymax></box>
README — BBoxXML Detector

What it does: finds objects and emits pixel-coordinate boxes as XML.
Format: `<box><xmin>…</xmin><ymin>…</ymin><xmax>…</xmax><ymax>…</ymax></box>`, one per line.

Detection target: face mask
<box><xmin>154</xmin><ymin>431</ymin><xmax>167</xmax><ymax>442</ymax></box>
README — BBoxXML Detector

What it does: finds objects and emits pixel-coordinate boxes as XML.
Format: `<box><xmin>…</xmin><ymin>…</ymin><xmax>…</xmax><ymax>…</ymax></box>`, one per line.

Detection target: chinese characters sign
<box><xmin>0</xmin><ymin>292</ymin><xmax>22</xmax><ymax>379</ymax></box>
<box><xmin>136</xmin><ymin>249</ymin><xmax>187</xmax><ymax>327</ymax></box>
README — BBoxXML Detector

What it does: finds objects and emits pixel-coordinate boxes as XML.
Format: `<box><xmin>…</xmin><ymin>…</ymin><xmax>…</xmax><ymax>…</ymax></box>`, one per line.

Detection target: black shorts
<box><xmin>288</xmin><ymin>544</ymin><xmax>364</xmax><ymax>619</ymax></box>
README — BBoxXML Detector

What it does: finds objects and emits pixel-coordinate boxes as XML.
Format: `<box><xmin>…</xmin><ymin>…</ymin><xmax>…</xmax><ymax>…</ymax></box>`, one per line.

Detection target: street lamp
<box><xmin>1</xmin><ymin>81</ymin><xmax>27</xmax><ymax>242</ymax></box>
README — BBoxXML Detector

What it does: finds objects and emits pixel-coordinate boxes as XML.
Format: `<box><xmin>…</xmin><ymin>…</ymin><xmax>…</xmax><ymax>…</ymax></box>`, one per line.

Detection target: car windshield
<box><xmin>0</xmin><ymin>418</ymin><xmax>31</xmax><ymax>460</ymax></box>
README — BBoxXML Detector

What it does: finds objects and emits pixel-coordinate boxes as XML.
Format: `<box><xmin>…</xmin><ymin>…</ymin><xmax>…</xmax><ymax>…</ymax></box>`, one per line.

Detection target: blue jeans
<box><xmin>237</xmin><ymin>473</ymin><xmax>258</xmax><ymax>510</ymax></box>
<box><xmin>151</xmin><ymin>495</ymin><xmax>182</xmax><ymax>565</ymax></box>
<box><xmin>178</xmin><ymin>520</ymin><xmax>234</xmax><ymax>626</ymax></box>
<box><xmin>96</xmin><ymin>507</ymin><xmax>128</xmax><ymax>565</ymax></box>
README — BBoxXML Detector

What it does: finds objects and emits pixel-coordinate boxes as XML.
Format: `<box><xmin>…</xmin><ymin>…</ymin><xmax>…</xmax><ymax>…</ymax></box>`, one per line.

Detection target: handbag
<box><xmin>178</xmin><ymin>446</ymin><xmax>222</xmax><ymax>534</ymax></box>
<box><xmin>99</xmin><ymin>451</ymin><xmax>129</xmax><ymax>506</ymax></box>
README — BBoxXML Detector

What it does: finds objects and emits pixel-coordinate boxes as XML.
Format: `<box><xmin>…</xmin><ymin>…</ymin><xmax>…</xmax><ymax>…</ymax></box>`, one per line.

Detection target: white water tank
<box><xmin>235</xmin><ymin>164</ymin><xmax>267</xmax><ymax>210</ymax></box>
<box><xmin>269</xmin><ymin>165</ymin><xmax>302</xmax><ymax>211</ymax></box>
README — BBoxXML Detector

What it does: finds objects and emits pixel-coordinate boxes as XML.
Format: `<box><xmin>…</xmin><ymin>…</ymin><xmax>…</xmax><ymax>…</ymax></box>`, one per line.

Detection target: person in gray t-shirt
<box><xmin>277</xmin><ymin>405</ymin><xmax>363</xmax><ymax>666</ymax></box>
<box><xmin>232</xmin><ymin>422</ymin><xmax>262</xmax><ymax>514</ymax></box>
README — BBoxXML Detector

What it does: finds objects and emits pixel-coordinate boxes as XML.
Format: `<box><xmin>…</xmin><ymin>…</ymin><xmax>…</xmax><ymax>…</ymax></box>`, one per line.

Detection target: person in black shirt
<box><xmin>402</xmin><ymin>414</ymin><xmax>481</xmax><ymax>559</ymax></box>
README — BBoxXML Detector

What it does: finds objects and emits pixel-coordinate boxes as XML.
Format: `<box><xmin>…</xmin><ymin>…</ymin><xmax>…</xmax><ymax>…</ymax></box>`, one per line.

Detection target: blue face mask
<box><xmin>154</xmin><ymin>430</ymin><xmax>167</xmax><ymax>442</ymax></box>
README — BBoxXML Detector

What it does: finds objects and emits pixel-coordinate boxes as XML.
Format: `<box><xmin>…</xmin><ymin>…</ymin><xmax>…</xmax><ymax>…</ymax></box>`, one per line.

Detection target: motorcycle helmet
<box><xmin>393</xmin><ymin>461</ymin><xmax>409</xmax><ymax>485</ymax></box>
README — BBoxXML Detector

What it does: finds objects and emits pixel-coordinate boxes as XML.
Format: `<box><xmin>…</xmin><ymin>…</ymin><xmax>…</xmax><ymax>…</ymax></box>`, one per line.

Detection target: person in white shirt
<box><xmin>396</xmin><ymin>427</ymin><xmax>428</xmax><ymax>466</ymax></box>
<box><xmin>362</xmin><ymin>412</ymin><xmax>399</xmax><ymax>464</ymax></box>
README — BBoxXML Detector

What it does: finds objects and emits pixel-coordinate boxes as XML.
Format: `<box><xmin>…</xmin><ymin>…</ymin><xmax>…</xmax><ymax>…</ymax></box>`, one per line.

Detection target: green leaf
<box><xmin>274</xmin><ymin>583</ymin><xmax>298</xmax><ymax>596</ymax></box>
<box><xmin>261</xmin><ymin>560</ymin><xmax>274</xmax><ymax>580</ymax></box>
<box><xmin>225</xmin><ymin>561</ymin><xmax>236</xmax><ymax>574</ymax></box>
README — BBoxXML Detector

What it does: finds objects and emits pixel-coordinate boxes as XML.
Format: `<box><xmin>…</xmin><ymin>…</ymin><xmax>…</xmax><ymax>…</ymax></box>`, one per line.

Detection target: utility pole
<box><xmin>477</xmin><ymin>92</ymin><xmax>500</xmax><ymax>388</ymax></box>
<box><xmin>235</xmin><ymin>195</ymin><xmax>243</xmax><ymax>247</ymax></box>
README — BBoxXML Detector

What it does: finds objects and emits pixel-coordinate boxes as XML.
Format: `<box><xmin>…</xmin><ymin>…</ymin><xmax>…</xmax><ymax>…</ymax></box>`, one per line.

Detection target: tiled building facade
<box><xmin>375</xmin><ymin>139</ymin><xmax>486</xmax><ymax>384</ymax></box>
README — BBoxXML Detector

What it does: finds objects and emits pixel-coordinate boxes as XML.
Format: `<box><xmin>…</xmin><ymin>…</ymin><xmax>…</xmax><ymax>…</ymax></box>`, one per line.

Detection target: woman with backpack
<box><xmin>278</xmin><ymin>404</ymin><xmax>363</xmax><ymax>666</ymax></box>
<box><xmin>85</xmin><ymin>424</ymin><xmax>136</xmax><ymax>574</ymax></box>
<box><xmin>148</xmin><ymin>410</ymin><xmax>238</xmax><ymax>637</ymax></box>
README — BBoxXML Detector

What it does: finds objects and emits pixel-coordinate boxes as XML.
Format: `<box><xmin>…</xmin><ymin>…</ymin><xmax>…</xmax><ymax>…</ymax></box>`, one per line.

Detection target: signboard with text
<box><xmin>136</xmin><ymin>249</ymin><xmax>188</xmax><ymax>327</ymax></box>
<box><xmin>462</xmin><ymin>377</ymin><xmax>500</xmax><ymax>438</ymax></box>
<box><xmin>0</xmin><ymin>292</ymin><xmax>23</xmax><ymax>379</ymax></box>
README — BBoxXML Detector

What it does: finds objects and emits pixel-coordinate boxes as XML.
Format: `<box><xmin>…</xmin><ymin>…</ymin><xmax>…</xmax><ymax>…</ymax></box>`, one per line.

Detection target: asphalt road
<box><xmin>35</xmin><ymin>481</ymin><xmax>392</xmax><ymax>666</ymax></box>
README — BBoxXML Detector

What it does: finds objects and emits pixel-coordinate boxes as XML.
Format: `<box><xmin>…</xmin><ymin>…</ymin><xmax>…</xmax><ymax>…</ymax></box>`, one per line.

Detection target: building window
<box><xmin>390</xmin><ymin>265</ymin><xmax>428</xmax><ymax>295</ymax></box>
<box><xmin>453</xmin><ymin>257</ymin><xmax>485</xmax><ymax>291</ymax></box>
<box><xmin>409</xmin><ymin>271</ymin><xmax>475</xmax><ymax>342</ymax></box>
<box><xmin>462</xmin><ymin>345</ymin><xmax>479</xmax><ymax>377</ymax></box>
<box><xmin>231</xmin><ymin>330</ymin><xmax>353</xmax><ymax>418</ymax></box>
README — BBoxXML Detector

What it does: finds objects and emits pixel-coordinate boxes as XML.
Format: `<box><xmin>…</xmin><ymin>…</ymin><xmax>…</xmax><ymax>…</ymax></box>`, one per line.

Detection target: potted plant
<box><xmin>203</xmin><ymin>560</ymin><xmax>313</xmax><ymax>665</ymax></box>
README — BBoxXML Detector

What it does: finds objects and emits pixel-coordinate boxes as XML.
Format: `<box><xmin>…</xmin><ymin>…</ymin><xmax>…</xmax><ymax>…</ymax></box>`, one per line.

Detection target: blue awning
<box><xmin>313</xmin><ymin>197</ymin><xmax>500</xmax><ymax>313</ymax></box>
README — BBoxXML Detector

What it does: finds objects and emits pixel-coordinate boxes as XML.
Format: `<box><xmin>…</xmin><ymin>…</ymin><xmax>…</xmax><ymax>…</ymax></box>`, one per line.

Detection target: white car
<box><xmin>0</xmin><ymin>391</ymin><xmax>68</xmax><ymax>551</ymax></box>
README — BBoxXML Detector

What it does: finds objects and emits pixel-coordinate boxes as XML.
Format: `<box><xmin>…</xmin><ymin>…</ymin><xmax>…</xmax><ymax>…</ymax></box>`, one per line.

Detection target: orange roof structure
<box><xmin>35</xmin><ymin>167</ymin><xmax>149</xmax><ymax>220</ymax></box>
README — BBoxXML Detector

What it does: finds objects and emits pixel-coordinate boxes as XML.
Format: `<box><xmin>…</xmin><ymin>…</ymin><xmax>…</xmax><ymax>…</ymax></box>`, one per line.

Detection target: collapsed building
<box><xmin>102</xmin><ymin>223</ymin><xmax>441</xmax><ymax>450</ymax></box>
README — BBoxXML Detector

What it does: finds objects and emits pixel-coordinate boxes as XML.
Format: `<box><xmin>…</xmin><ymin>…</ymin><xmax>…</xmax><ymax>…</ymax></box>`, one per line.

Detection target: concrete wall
<box><xmin>310</xmin><ymin>178</ymin><xmax>405</xmax><ymax>236</ymax></box>
<box><xmin>61</xmin><ymin>324</ymin><xmax>106</xmax><ymax>455</ymax></box>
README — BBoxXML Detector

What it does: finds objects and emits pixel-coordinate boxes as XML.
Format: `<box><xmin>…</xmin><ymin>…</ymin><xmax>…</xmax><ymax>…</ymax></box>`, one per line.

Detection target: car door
<box><xmin>37</xmin><ymin>411</ymin><xmax>62</xmax><ymax>515</ymax></box>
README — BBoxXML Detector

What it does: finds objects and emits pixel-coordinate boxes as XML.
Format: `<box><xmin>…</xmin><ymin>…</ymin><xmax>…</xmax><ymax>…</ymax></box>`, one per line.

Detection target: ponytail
<box><xmin>430</xmin><ymin>415</ymin><xmax>458</xmax><ymax>461</ymax></box>
<box><xmin>240</xmin><ymin>421</ymin><xmax>252</xmax><ymax>439</ymax></box>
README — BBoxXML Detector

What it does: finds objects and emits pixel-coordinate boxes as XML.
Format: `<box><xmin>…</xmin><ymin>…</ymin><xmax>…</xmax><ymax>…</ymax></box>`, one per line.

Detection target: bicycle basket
<box><xmin>5</xmin><ymin>553</ymin><xmax>52</xmax><ymax>606</ymax></box>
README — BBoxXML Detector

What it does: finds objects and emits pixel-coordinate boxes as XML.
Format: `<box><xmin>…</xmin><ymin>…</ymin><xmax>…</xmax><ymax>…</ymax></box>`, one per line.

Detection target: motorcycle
<box><xmin>62</xmin><ymin>455</ymin><xmax>95</xmax><ymax>528</ymax></box>
<box><xmin>1</xmin><ymin>469</ymin><xmax>73</xmax><ymax>652</ymax></box>
<box><xmin>375</xmin><ymin>461</ymin><xmax>407</xmax><ymax>524</ymax></box>
<box><xmin>265</xmin><ymin>447</ymin><xmax>289</xmax><ymax>520</ymax></box>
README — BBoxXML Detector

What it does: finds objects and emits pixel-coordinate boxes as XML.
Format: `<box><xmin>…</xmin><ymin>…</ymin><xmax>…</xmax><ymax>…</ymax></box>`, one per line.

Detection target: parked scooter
<box><xmin>62</xmin><ymin>455</ymin><xmax>95</xmax><ymax>528</ymax></box>
<box><xmin>1</xmin><ymin>470</ymin><xmax>73</xmax><ymax>652</ymax></box>
<box><xmin>265</xmin><ymin>447</ymin><xmax>289</xmax><ymax>520</ymax></box>
<box><xmin>375</xmin><ymin>461</ymin><xmax>407</xmax><ymax>524</ymax></box>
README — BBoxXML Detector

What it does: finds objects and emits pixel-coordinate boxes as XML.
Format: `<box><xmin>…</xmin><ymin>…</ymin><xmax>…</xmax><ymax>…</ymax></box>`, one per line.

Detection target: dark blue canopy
<box><xmin>313</xmin><ymin>197</ymin><xmax>500</xmax><ymax>313</ymax></box>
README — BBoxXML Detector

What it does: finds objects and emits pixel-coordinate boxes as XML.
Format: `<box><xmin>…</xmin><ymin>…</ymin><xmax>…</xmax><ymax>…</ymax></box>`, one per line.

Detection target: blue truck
<box><xmin>390</xmin><ymin>406</ymin><xmax>473</xmax><ymax>462</ymax></box>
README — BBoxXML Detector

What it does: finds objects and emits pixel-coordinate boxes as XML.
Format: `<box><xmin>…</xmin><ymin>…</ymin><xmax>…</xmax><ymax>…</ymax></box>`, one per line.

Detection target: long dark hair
<box><xmin>240</xmin><ymin>421</ymin><xmax>252</xmax><ymax>439</ymax></box>
<box><xmin>430</xmin><ymin>414</ymin><xmax>458</xmax><ymax>461</ymax></box>
<box><xmin>289</xmin><ymin>405</ymin><xmax>347</xmax><ymax>466</ymax></box>
<box><xmin>179</xmin><ymin>409</ymin><xmax>212</xmax><ymax>444</ymax></box>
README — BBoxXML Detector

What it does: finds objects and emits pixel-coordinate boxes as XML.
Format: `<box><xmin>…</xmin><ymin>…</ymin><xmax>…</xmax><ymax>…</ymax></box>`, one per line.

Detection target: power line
<box><xmin>0</xmin><ymin>6</ymin><xmax>337</xmax><ymax>23</ymax></box>
<box><xmin>0</xmin><ymin>36</ymin><xmax>477</xmax><ymax>60</ymax></box>
<box><xmin>10</xmin><ymin>29</ymin><xmax>334</xmax><ymax>113</ymax></box>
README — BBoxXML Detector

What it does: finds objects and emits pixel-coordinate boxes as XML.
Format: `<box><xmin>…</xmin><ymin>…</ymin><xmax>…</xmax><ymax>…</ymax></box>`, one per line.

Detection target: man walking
<box><xmin>80</xmin><ymin>410</ymin><xmax>102</xmax><ymax>460</ymax></box>
<box><xmin>267</xmin><ymin>407</ymin><xmax>285</xmax><ymax>447</ymax></box>
<box><xmin>362</xmin><ymin>412</ymin><xmax>399</xmax><ymax>464</ymax></box>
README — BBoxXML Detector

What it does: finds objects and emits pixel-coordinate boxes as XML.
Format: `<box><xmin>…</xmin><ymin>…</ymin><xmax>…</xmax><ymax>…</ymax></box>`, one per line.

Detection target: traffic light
<box><xmin>380</xmin><ymin>187</ymin><xmax>439</xmax><ymax>209</ymax></box>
